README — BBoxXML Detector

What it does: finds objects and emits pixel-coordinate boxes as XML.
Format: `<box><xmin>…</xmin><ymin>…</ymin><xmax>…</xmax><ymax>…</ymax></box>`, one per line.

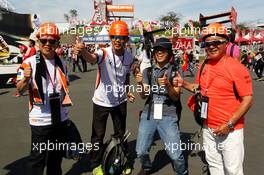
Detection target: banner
<box><xmin>107</xmin><ymin>5</ymin><xmax>134</xmax><ymax>12</ymax></box>
<box><xmin>173</xmin><ymin>37</ymin><xmax>194</xmax><ymax>50</ymax></box>
<box><xmin>82</xmin><ymin>35</ymin><xmax>110</xmax><ymax>43</ymax></box>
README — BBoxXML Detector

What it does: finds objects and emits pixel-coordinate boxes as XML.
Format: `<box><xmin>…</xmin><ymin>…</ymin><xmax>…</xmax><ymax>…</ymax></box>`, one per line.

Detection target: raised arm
<box><xmin>134</xmin><ymin>71</ymin><xmax>149</xmax><ymax>99</ymax></box>
<box><xmin>172</xmin><ymin>71</ymin><xmax>199</xmax><ymax>93</ymax></box>
<box><xmin>73</xmin><ymin>37</ymin><xmax>98</xmax><ymax>64</ymax></box>
<box><xmin>17</xmin><ymin>66</ymin><xmax>32</xmax><ymax>94</ymax></box>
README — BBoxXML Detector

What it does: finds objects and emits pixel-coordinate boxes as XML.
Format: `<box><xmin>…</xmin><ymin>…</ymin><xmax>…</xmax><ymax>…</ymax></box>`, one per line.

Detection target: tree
<box><xmin>64</xmin><ymin>9</ymin><xmax>78</xmax><ymax>22</ymax></box>
<box><xmin>184</xmin><ymin>20</ymin><xmax>200</xmax><ymax>29</ymax></box>
<box><xmin>192</xmin><ymin>21</ymin><xmax>201</xmax><ymax>29</ymax></box>
<box><xmin>184</xmin><ymin>23</ymin><xmax>190</xmax><ymax>29</ymax></box>
<box><xmin>64</xmin><ymin>14</ymin><xmax>70</xmax><ymax>22</ymax></box>
<box><xmin>69</xmin><ymin>9</ymin><xmax>78</xmax><ymax>18</ymax></box>
<box><xmin>182</xmin><ymin>20</ymin><xmax>201</xmax><ymax>36</ymax></box>
<box><xmin>160</xmin><ymin>11</ymin><xmax>181</xmax><ymax>27</ymax></box>
<box><xmin>237</xmin><ymin>23</ymin><xmax>249</xmax><ymax>30</ymax></box>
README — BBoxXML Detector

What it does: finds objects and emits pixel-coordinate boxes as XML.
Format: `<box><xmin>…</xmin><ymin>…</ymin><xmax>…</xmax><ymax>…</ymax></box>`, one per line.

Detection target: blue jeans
<box><xmin>136</xmin><ymin>112</ymin><xmax>187</xmax><ymax>175</ymax></box>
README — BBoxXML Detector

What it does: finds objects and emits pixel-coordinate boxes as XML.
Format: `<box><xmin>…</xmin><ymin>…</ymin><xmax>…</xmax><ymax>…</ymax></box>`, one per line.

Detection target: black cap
<box><xmin>153</xmin><ymin>37</ymin><xmax>172</xmax><ymax>51</ymax></box>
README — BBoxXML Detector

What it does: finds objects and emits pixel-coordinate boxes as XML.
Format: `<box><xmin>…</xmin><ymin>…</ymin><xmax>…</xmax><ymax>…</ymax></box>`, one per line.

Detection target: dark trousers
<box><xmin>255</xmin><ymin>60</ymin><xmax>264</xmax><ymax>78</ymax></box>
<box><xmin>80</xmin><ymin>57</ymin><xmax>87</xmax><ymax>72</ymax></box>
<box><xmin>72</xmin><ymin>57</ymin><xmax>82</xmax><ymax>72</ymax></box>
<box><xmin>27</xmin><ymin>121</ymin><xmax>68</xmax><ymax>175</ymax></box>
<box><xmin>90</xmin><ymin>102</ymin><xmax>127</xmax><ymax>169</ymax></box>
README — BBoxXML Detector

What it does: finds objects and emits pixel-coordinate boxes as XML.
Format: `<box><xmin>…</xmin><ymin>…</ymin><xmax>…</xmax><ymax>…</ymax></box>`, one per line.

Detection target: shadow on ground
<box><xmin>3</xmin><ymin>156</ymin><xmax>29</xmax><ymax>175</ymax></box>
<box><xmin>3</xmin><ymin>132</ymin><xmax>209</xmax><ymax>175</ymax></box>
<box><xmin>0</xmin><ymin>84</ymin><xmax>16</xmax><ymax>89</ymax></box>
<box><xmin>0</xmin><ymin>90</ymin><xmax>10</xmax><ymax>95</ymax></box>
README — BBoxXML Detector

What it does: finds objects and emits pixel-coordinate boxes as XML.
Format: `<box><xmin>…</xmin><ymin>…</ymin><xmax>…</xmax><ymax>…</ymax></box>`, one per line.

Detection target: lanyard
<box><xmin>46</xmin><ymin>62</ymin><xmax>57</xmax><ymax>93</ymax></box>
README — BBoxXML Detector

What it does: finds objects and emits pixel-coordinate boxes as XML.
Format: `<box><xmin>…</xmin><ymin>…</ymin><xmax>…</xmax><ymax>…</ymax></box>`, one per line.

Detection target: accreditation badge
<box><xmin>153</xmin><ymin>96</ymin><xmax>163</xmax><ymax>120</ymax></box>
<box><xmin>201</xmin><ymin>96</ymin><xmax>209</xmax><ymax>119</ymax></box>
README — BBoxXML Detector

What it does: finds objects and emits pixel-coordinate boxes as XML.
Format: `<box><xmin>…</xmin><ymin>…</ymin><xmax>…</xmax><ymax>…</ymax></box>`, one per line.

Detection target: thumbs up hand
<box><xmin>73</xmin><ymin>36</ymin><xmax>85</xmax><ymax>56</ymax></box>
<box><xmin>127</xmin><ymin>92</ymin><xmax>135</xmax><ymax>103</ymax></box>
<box><xmin>158</xmin><ymin>70</ymin><xmax>169</xmax><ymax>87</ymax></box>
<box><xmin>172</xmin><ymin>71</ymin><xmax>184</xmax><ymax>87</ymax></box>
<box><xmin>24</xmin><ymin>66</ymin><xmax>32</xmax><ymax>81</ymax></box>
<box><xmin>134</xmin><ymin>71</ymin><xmax>143</xmax><ymax>83</ymax></box>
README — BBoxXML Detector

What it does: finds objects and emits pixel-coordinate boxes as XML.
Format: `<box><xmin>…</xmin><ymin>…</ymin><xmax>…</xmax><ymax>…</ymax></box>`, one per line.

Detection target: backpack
<box><xmin>227</xmin><ymin>43</ymin><xmax>240</xmax><ymax>58</ymax></box>
<box><xmin>102</xmin><ymin>131</ymin><xmax>130</xmax><ymax>175</ymax></box>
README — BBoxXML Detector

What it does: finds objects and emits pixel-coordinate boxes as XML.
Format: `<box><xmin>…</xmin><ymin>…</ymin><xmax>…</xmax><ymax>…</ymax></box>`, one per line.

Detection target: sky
<box><xmin>7</xmin><ymin>0</ymin><xmax>264</xmax><ymax>24</ymax></box>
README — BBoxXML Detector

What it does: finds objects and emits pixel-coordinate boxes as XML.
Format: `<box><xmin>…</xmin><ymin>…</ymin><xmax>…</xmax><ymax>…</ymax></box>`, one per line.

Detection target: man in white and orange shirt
<box><xmin>73</xmin><ymin>20</ymin><xmax>134</xmax><ymax>175</ymax></box>
<box><xmin>16</xmin><ymin>22</ymin><xmax>72</xmax><ymax>175</ymax></box>
<box><xmin>173</xmin><ymin>23</ymin><xmax>253</xmax><ymax>175</ymax></box>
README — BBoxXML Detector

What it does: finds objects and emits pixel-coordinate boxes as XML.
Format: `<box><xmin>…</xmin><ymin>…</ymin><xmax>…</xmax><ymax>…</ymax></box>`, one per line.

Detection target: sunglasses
<box><xmin>153</xmin><ymin>47</ymin><xmax>168</xmax><ymax>53</ymax></box>
<box><xmin>204</xmin><ymin>40</ymin><xmax>227</xmax><ymax>47</ymax></box>
<box><xmin>39</xmin><ymin>39</ymin><xmax>57</xmax><ymax>45</ymax></box>
<box><xmin>110</xmin><ymin>35</ymin><xmax>128</xmax><ymax>41</ymax></box>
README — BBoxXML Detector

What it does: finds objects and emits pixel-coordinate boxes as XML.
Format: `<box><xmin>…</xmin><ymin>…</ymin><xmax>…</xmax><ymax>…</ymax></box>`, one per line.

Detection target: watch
<box><xmin>227</xmin><ymin>120</ymin><xmax>234</xmax><ymax>129</ymax></box>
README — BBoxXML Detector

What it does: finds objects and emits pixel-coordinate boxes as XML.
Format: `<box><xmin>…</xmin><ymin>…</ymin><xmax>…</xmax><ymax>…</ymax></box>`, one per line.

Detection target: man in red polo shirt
<box><xmin>173</xmin><ymin>22</ymin><xmax>253</xmax><ymax>175</ymax></box>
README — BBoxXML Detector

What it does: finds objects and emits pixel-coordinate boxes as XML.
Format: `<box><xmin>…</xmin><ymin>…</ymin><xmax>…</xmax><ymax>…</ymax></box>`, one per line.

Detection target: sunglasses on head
<box><xmin>110</xmin><ymin>35</ymin><xmax>127</xmax><ymax>40</ymax></box>
<box><xmin>39</xmin><ymin>39</ymin><xmax>57</xmax><ymax>45</ymax></box>
<box><xmin>204</xmin><ymin>40</ymin><xmax>227</xmax><ymax>47</ymax></box>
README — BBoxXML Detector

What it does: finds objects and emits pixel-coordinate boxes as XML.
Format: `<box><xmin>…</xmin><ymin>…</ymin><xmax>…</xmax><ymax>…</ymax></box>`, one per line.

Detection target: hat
<box><xmin>36</xmin><ymin>22</ymin><xmax>60</xmax><ymax>39</ymax></box>
<box><xmin>109</xmin><ymin>20</ymin><xmax>129</xmax><ymax>36</ymax></box>
<box><xmin>153</xmin><ymin>37</ymin><xmax>172</xmax><ymax>51</ymax></box>
<box><xmin>201</xmin><ymin>22</ymin><xmax>229</xmax><ymax>41</ymax></box>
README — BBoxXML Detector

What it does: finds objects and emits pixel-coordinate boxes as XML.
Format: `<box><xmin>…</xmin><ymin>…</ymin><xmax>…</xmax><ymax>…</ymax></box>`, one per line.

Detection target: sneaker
<box><xmin>122</xmin><ymin>165</ymin><xmax>132</xmax><ymax>175</ymax></box>
<box><xmin>92</xmin><ymin>165</ymin><xmax>104</xmax><ymax>175</ymax></box>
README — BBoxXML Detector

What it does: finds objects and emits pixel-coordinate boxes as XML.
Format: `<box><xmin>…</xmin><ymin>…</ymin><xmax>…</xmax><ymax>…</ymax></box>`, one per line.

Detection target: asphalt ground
<box><xmin>1</xmin><ymin>65</ymin><xmax>264</xmax><ymax>175</ymax></box>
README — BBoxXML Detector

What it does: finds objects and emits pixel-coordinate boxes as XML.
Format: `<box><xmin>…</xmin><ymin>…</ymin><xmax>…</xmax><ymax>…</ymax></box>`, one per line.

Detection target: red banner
<box><xmin>173</xmin><ymin>37</ymin><xmax>193</xmax><ymax>50</ymax></box>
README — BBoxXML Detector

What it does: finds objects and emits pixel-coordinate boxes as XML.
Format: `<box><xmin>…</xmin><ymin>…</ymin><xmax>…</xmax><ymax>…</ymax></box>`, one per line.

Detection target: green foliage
<box><xmin>192</xmin><ymin>21</ymin><xmax>201</xmax><ymax>28</ymax></box>
<box><xmin>237</xmin><ymin>23</ymin><xmax>249</xmax><ymax>30</ymax></box>
<box><xmin>130</xmin><ymin>28</ymin><xmax>141</xmax><ymax>35</ymax></box>
<box><xmin>69</xmin><ymin>9</ymin><xmax>78</xmax><ymax>18</ymax></box>
<box><xmin>159</xmin><ymin>11</ymin><xmax>182</xmax><ymax>27</ymax></box>
<box><xmin>64</xmin><ymin>14</ymin><xmax>70</xmax><ymax>22</ymax></box>
<box><xmin>64</xmin><ymin>9</ymin><xmax>78</xmax><ymax>22</ymax></box>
